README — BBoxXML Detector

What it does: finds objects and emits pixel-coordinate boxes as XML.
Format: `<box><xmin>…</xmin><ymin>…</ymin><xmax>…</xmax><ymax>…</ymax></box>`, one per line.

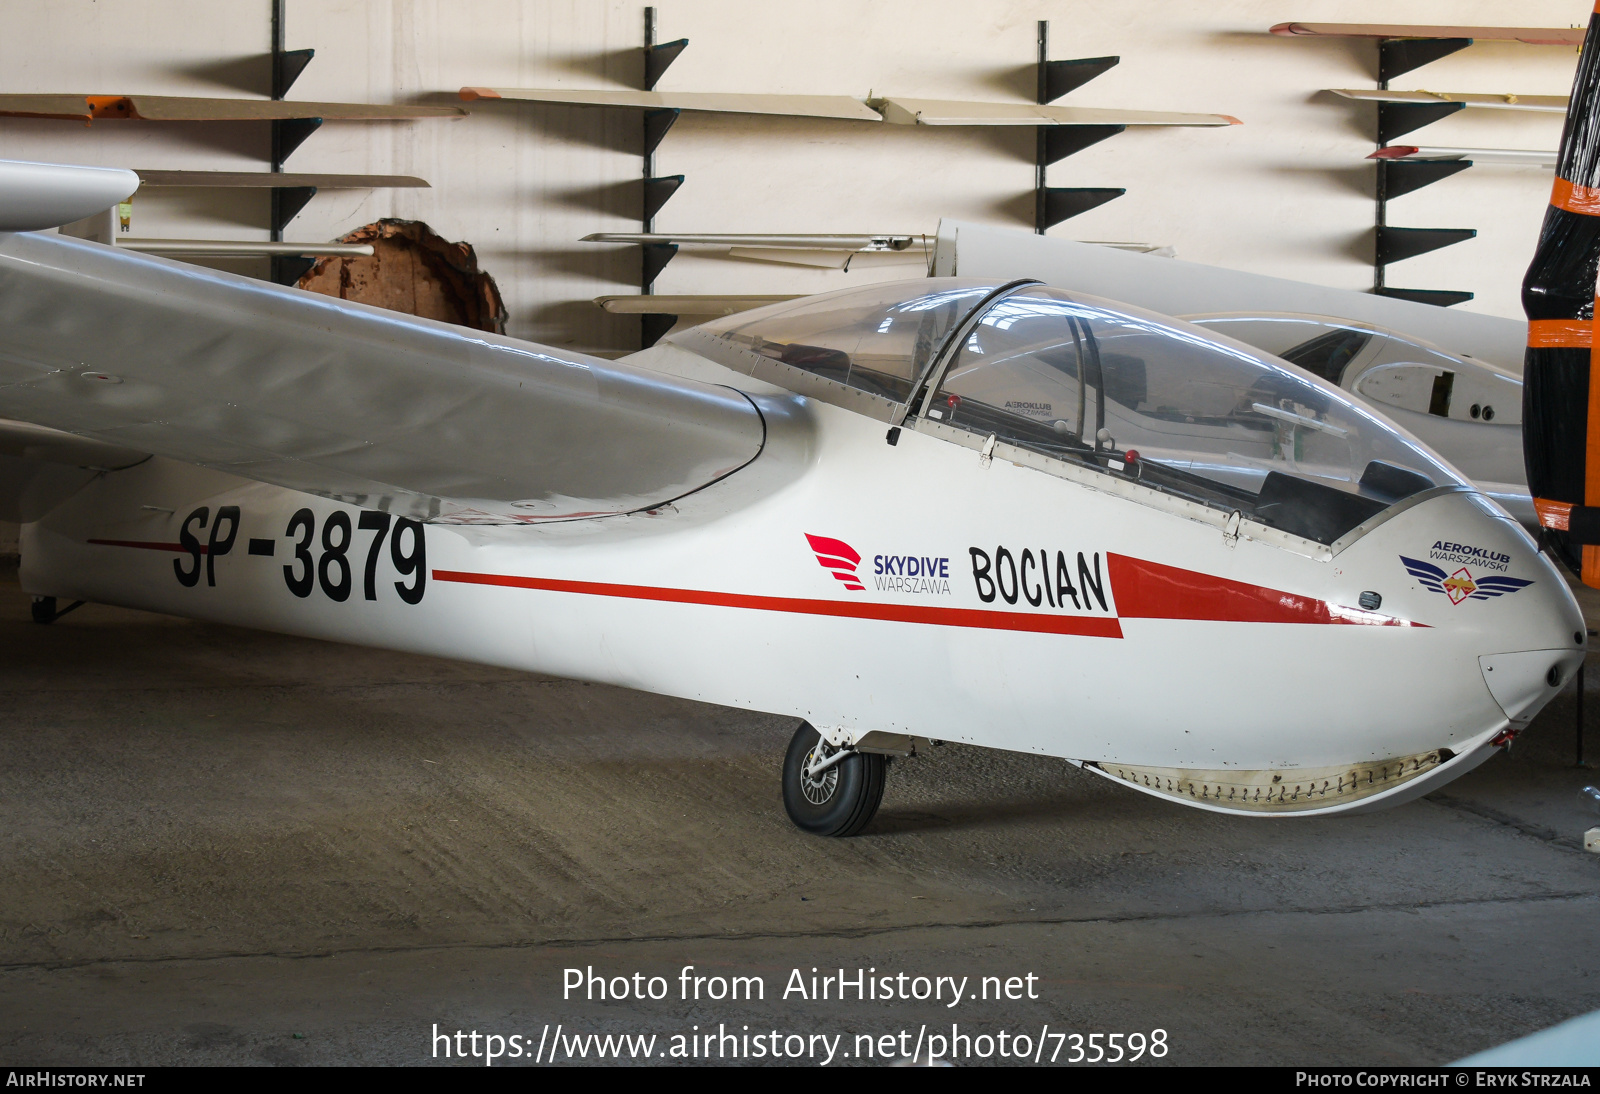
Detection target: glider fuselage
<box><xmin>21</xmin><ymin>372</ymin><xmax>1582</xmax><ymax>818</ymax></box>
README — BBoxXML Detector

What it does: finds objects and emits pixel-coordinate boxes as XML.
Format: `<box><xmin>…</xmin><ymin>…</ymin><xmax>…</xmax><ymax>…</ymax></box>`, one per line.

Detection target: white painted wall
<box><xmin>0</xmin><ymin>1</ymin><xmax>1584</xmax><ymax>353</ymax></box>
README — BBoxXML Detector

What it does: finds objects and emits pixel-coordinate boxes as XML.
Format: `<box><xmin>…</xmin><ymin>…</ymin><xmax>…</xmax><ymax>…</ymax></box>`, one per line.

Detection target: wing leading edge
<box><xmin>0</xmin><ymin>232</ymin><xmax>766</xmax><ymax>524</ymax></box>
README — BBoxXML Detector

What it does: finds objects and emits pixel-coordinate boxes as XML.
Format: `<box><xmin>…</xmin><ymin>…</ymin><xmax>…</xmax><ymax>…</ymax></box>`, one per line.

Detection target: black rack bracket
<box><xmin>270</xmin><ymin>255</ymin><xmax>317</xmax><ymax>287</ymax></box>
<box><xmin>1379</xmin><ymin>38</ymin><xmax>1471</xmax><ymax>84</ymax></box>
<box><xmin>1377</xmin><ymin>99</ymin><xmax>1465</xmax><ymax>144</ymax></box>
<box><xmin>641</xmin><ymin>313</ymin><xmax>677</xmax><ymax>349</ymax></box>
<box><xmin>1034</xmin><ymin>21</ymin><xmax>1124</xmax><ymax>234</ymax></box>
<box><xmin>270</xmin><ymin>186</ymin><xmax>317</xmax><ymax>233</ymax></box>
<box><xmin>637</xmin><ymin>7</ymin><xmax>687</xmax><ymax>325</ymax></box>
<box><xmin>270</xmin><ymin>0</ymin><xmax>319</xmax><ymax>253</ymax></box>
<box><xmin>642</xmin><ymin>242</ymin><xmax>678</xmax><ymax>290</ymax></box>
<box><xmin>1377</xmin><ymin>157</ymin><xmax>1472</xmax><ymax>200</ymax></box>
<box><xmin>1366</xmin><ymin>34</ymin><xmax>1475</xmax><ymax>304</ymax></box>
<box><xmin>1040</xmin><ymin>56</ymin><xmax>1119</xmax><ymax>104</ymax></box>
<box><xmin>645</xmin><ymin>38</ymin><xmax>688</xmax><ymax>90</ymax></box>
<box><xmin>643</xmin><ymin>175</ymin><xmax>684</xmax><ymax>223</ymax></box>
<box><xmin>1038</xmin><ymin>187</ymin><xmax>1126</xmax><ymax>230</ymax></box>
<box><xmin>644</xmin><ymin>108</ymin><xmax>680</xmax><ymax>156</ymax></box>
<box><xmin>273</xmin><ymin>47</ymin><xmax>314</xmax><ymax>99</ymax></box>
<box><xmin>1377</xmin><ymin>226</ymin><xmax>1477</xmax><ymax>265</ymax></box>
<box><xmin>1039</xmin><ymin>124</ymin><xmax>1125</xmax><ymax>167</ymax></box>
<box><xmin>270</xmin><ymin>117</ymin><xmax>322</xmax><ymax>169</ymax></box>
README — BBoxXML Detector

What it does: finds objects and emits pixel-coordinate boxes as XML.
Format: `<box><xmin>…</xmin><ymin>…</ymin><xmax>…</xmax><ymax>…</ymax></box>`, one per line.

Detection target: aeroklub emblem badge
<box><xmin>1399</xmin><ymin>556</ymin><xmax>1534</xmax><ymax>605</ymax></box>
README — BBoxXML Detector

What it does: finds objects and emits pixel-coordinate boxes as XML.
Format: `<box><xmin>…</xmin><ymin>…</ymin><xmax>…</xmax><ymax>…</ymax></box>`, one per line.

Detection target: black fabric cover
<box><xmin>1520</xmin><ymin>3</ymin><xmax>1600</xmax><ymax>580</ymax></box>
<box><xmin>1252</xmin><ymin>472</ymin><xmax>1388</xmax><ymax>546</ymax></box>
<box><xmin>1359</xmin><ymin>459</ymin><xmax>1433</xmax><ymax>503</ymax></box>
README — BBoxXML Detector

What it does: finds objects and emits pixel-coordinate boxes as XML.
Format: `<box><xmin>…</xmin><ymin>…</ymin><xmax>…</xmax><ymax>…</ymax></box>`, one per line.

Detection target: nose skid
<box><xmin>1480</xmin><ymin>648</ymin><xmax>1586</xmax><ymax>724</ymax></box>
<box><xmin>1091</xmin><ymin>749</ymin><xmax>1455</xmax><ymax>814</ymax></box>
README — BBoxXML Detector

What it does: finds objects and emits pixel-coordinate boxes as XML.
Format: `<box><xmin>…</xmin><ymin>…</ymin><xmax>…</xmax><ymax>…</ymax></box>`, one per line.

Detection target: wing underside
<box><xmin>0</xmin><ymin>232</ymin><xmax>766</xmax><ymax>524</ymax></box>
<box><xmin>0</xmin><ymin>418</ymin><xmax>148</xmax><ymax>523</ymax></box>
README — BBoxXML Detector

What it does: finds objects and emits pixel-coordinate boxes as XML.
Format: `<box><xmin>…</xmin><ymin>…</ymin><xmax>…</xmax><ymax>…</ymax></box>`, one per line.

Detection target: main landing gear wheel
<box><xmin>782</xmin><ymin>721</ymin><xmax>885</xmax><ymax>837</ymax></box>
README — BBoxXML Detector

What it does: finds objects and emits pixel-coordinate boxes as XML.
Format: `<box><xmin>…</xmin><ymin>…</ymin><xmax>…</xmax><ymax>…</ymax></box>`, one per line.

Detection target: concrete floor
<box><xmin>0</xmin><ymin>564</ymin><xmax>1597</xmax><ymax>1066</ymax></box>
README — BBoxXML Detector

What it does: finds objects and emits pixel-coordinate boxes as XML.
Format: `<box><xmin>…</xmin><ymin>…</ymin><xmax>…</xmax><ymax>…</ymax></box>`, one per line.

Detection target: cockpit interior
<box><xmin>675</xmin><ymin>278</ymin><xmax>1464</xmax><ymax>548</ymax></box>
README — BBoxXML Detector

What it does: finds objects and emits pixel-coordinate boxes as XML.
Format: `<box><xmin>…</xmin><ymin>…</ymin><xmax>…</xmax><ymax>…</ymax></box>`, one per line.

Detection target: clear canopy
<box><xmin>687</xmin><ymin>279</ymin><xmax>1001</xmax><ymax>401</ymax></box>
<box><xmin>678</xmin><ymin>279</ymin><xmax>1467</xmax><ymax>546</ymax></box>
<box><xmin>1187</xmin><ymin>313</ymin><xmax>1523</xmax><ymax>427</ymax></box>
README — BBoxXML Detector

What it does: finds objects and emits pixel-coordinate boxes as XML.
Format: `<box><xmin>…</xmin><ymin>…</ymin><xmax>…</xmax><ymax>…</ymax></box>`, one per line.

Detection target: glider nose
<box><xmin>1480</xmin><ymin>646</ymin><xmax>1584</xmax><ymax>727</ymax></box>
<box><xmin>1470</xmin><ymin>519</ymin><xmax>1587</xmax><ymax>727</ymax></box>
<box><xmin>1420</xmin><ymin>492</ymin><xmax>1587</xmax><ymax>728</ymax></box>
<box><xmin>1357</xmin><ymin>489</ymin><xmax>1585</xmax><ymax>733</ymax></box>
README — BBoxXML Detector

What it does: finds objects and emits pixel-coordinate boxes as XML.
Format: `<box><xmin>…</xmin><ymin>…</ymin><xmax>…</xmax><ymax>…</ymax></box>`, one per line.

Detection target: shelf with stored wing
<box><xmin>0</xmin><ymin>93</ymin><xmax>463</xmax><ymax>123</ymax></box>
<box><xmin>129</xmin><ymin>170</ymin><xmax>432</xmax><ymax>270</ymax></box>
<box><xmin>511</xmin><ymin>14</ymin><xmax>1237</xmax><ymax>345</ymax></box>
<box><xmin>1272</xmin><ymin>22</ymin><xmax>1577</xmax><ymax>305</ymax></box>
<box><xmin>1272</xmin><ymin>23</ymin><xmax>1583</xmax><ymax>47</ymax></box>
<box><xmin>1369</xmin><ymin>145</ymin><xmax>1556</xmax><ymax>167</ymax></box>
<box><xmin>457</xmin><ymin>86</ymin><xmax>1234</xmax><ymax>129</ymax></box>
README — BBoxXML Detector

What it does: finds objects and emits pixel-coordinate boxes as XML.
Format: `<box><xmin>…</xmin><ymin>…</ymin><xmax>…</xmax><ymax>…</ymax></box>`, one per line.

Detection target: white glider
<box><xmin>0</xmin><ymin>162</ymin><xmax>1581</xmax><ymax>836</ymax></box>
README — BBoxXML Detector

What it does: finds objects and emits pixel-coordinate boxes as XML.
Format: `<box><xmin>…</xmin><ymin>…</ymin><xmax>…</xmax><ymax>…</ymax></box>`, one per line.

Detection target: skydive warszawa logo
<box><xmin>873</xmin><ymin>553</ymin><xmax>951</xmax><ymax>596</ymax></box>
<box><xmin>806</xmin><ymin>534</ymin><xmax>864</xmax><ymax>591</ymax></box>
<box><xmin>806</xmin><ymin>534</ymin><xmax>952</xmax><ymax>596</ymax></box>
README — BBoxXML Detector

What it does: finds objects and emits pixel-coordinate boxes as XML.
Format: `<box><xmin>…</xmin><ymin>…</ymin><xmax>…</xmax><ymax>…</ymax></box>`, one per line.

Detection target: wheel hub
<box><xmin>801</xmin><ymin>742</ymin><xmax>841</xmax><ymax>805</ymax></box>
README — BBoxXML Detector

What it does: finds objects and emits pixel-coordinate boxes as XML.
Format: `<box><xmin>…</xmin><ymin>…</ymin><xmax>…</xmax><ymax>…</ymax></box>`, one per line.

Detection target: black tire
<box><xmin>782</xmin><ymin>721</ymin><xmax>886</xmax><ymax>837</ymax></box>
<box><xmin>30</xmin><ymin>597</ymin><xmax>56</xmax><ymax>625</ymax></box>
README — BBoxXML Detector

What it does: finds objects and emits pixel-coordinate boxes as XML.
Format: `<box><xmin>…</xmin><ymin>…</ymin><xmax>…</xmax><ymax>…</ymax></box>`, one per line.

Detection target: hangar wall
<box><xmin>0</xmin><ymin>1</ymin><xmax>1583</xmax><ymax>356</ymax></box>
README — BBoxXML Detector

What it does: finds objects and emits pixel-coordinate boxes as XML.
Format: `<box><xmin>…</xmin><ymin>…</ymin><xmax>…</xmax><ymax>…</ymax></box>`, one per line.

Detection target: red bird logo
<box><xmin>805</xmin><ymin>533</ymin><xmax>864</xmax><ymax>592</ymax></box>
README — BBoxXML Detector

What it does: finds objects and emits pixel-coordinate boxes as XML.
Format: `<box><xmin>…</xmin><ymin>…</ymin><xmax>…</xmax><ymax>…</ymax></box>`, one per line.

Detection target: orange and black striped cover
<box><xmin>1522</xmin><ymin>2</ymin><xmax>1600</xmax><ymax>586</ymax></box>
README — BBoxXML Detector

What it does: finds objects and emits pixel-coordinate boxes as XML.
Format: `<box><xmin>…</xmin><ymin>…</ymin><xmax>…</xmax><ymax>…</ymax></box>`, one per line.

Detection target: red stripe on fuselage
<box><xmin>434</xmin><ymin>557</ymin><xmax>1417</xmax><ymax>631</ymax></box>
<box><xmin>1106</xmin><ymin>552</ymin><xmax>1421</xmax><ymax>627</ymax></box>
<box><xmin>84</xmin><ymin>538</ymin><xmax>1416</xmax><ymax>631</ymax></box>
<box><xmin>433</xmin><ymin>570</ymin><xmax>1125</xmax><ymax>638</ymax></box>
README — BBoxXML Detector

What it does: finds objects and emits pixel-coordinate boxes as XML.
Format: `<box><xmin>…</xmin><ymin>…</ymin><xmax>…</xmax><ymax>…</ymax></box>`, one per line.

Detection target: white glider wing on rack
<box><xmin>1369</xmin><ymin>145</ymin><xmax>1557</xmax><ymax>166</ymax></box>
<box><xmin>461</xmin><ymin>88</ymin><xmax>1238</xmax><ymax>127</ymax></box>
<box><xmin>873</xmin><ymin>98</ymin><xmax>1238</xmax><ymax>127</ymax></box>
<box><xmin>1271</xmin><ymin>22</ymin><xmax>1585</xmax><ymax>46</ymax></box>
<box><xmin>0</xmin><ymin>160</ymin><xmax>138</xmax><ymax>232</ymax></box>
<box><xmin>0</xmin><ymin>231</ymin><xmax>766</xmax><ymax>524</ymax></box>
<box><xmin>1330</xmin><ymin>89</ymin><xmax>1569</xmax><ymax>113</ymax></box>
<box><xmin>459</xmin><ymin>87</ymin><xmax>884</xmax><ymax>121</ymax></box>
